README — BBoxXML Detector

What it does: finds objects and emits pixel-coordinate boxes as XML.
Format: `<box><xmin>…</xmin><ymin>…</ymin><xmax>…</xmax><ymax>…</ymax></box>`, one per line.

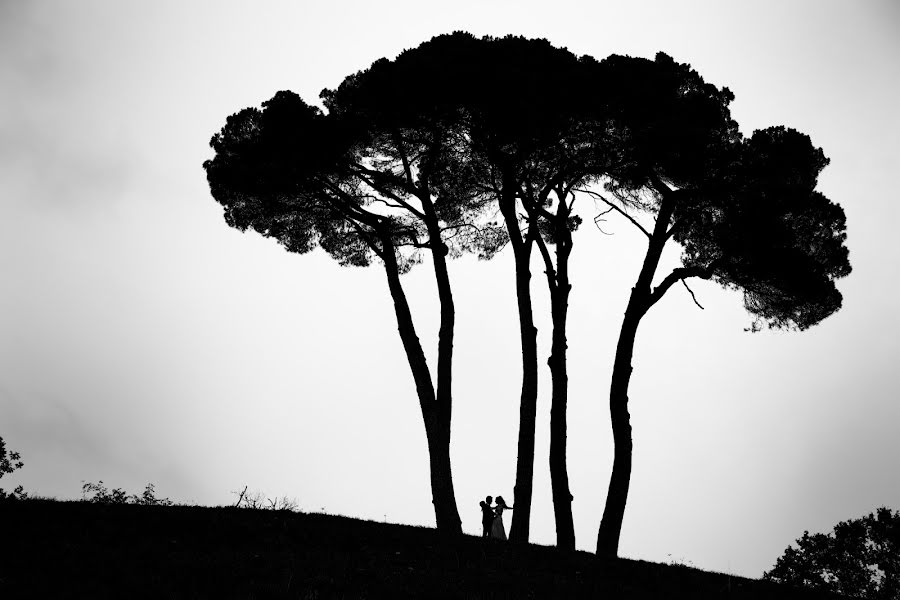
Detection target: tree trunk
<box><xmin>595</xmin><ymin>298</ymin><xmax>643</xmax><ymax>556</ymax></box>
<box><xmin>424</xmin><ymin>418</ymin><xmax>461</xmax><ymax>534</ymax></box>
<box><xmin>596</xmin><ymin>192</ymin><xmax>674</xmax><ymax>557</ymax></box>
<box><xmin>509</xmin><ymin>245</ymin><xmax>538</xmax><ymax>544</ymax></box>
<box><xmin>498</xmin><ymin>191</ymin><xmax>539</xmax><ymax>544</ymax></box>
<box><xmin>422</xmin><ymin>199</ymin><xmax>462</xmax><ymax>534</ymax></box>
<box><xmin>381</xmin><ymin>237</ymin><xmax>462</xmax><ymax>535</ymax></box>
<box><xmin>548</xmin><ymin>234</ymin><xmax>575</xmax><ymax>550</ymax></box>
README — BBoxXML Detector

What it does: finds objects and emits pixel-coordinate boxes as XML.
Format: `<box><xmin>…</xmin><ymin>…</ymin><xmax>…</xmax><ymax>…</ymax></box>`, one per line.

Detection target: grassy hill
<box><xmin>0</xmin><ymin>499</ymin><xmax>843</xmax><ymax>599</ymax></box>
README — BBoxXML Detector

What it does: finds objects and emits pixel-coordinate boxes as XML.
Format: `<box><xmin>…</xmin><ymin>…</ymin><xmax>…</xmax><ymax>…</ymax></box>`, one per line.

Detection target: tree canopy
<box><xmin>204</xmin><ymin>33</ymin><xmax>852</xmax><ymax>552</ymax></box>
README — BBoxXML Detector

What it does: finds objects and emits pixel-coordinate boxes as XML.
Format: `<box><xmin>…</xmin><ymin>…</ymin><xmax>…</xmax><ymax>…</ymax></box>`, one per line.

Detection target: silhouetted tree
<box><xmin>592</xmin><ymin>53</ymin><xmax>851</xmax><ymax>556</ymax></box>
<box><xmin>765</xmin><ymin>508</ymin><xmax>900</xmax><ymax>599</ymax></box>
<box><xmin>449</xmin><ymin>38</ymin><xmax>614</xmax><ymax>548</ymax></box>
<box><xmin>337</xmin><ymin>33</ymin><xmax>622</xmax><ymax>546</ymax></box>
<box><xmin>203</xmin><ymin>84</ymin><xmax>491</xmax><ymax>534</ymax></box>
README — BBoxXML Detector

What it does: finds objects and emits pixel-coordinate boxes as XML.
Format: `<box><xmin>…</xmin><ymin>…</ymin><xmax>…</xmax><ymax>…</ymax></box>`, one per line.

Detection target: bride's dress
<box><xmin>491</xmin><ymin>507</ymin><xmax>507</xmax><ymax>540</ymax></box>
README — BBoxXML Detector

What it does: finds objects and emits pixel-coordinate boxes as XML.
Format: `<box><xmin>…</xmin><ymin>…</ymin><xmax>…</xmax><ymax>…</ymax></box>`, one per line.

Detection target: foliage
<box><xmin>764</xmin><ymin>508</ymin><xmax>900</xmax><ymax>599</ymax></box>
<box><xmin>598</xmin><ymin>52</ymin><xmax>850</xmax><ymax>332</ymax></box>
<box><xmin>81</xmin><ymin>480</ymin><xmax>173</xmax><ymax>506</ymax></box>
<box><xmin>0</xmin><ymin>435</ymin><xmax>27</xmax><ymax>500</ymax></box>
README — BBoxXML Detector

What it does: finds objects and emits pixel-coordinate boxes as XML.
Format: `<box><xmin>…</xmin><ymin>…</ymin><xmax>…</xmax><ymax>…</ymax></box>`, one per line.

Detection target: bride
<box><xmin>491</xmin><ymin>496</ymin><xmax>514</xmax><ymax>540</ymax></box>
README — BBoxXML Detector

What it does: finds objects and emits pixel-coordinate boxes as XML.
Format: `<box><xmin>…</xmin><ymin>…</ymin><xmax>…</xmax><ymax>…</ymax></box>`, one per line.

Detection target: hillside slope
<box><xmin>0</xmin><ymin>499</ymin><xmax>843</xmax><ymax>599</ymax></box>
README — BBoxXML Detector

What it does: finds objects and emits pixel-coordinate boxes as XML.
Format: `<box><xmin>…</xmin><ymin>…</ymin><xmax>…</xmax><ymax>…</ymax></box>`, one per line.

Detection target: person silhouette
<box><xmin>491</xmin><ymin>495</ymin><xmax>514</xmax><ymax>540</ymax></box>
<box><xmin>480</xmin><ymin>495</ymin><xmax>494</xmax><ymax>538</ymax></box>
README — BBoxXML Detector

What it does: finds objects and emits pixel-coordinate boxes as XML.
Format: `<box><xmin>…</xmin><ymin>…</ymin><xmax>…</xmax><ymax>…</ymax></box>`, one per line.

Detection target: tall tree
<box><xmin>401</xmin><ymin>35</ymin><xmax>616</xmax><ymax>546</ymax></box>
<box><xmin>203</xmin><ymin>86</ymin><xmax>488</xmax><ymax>534</ymax></box>
<box><xmin>456</xmin><ymin>41</ymin><xmax>623</xmax><ymax>548</ymax></box>
<box><xmin>326</xmin><ymin>33</ymin><xmax>609</xmax><ymax>545</ymax></box>
<box><xmin>452</xmin><ymin>36</ymin><xmax>589</xmax><ymax>545</ymax></box>
<box><xmin>591</xmin><ymin>53</ymin><xmax>852</xmax><ymax>556</ymax></box>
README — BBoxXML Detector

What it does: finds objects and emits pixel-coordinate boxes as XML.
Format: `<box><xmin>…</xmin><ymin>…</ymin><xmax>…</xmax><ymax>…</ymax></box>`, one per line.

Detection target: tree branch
<box><xmin>534</xmin><ymin>229</ymin><xmax>557</xmax><ymax>293</ymax></box>
<box><xmin>593</xmin><ymin>207</ymin><xmax>615</xmax><ymax>235</ymax></box>
<box><xmin>576</xmin><ymin>188</ymin><xmax>651</xmax><ymax>238</ymax></box>
<box><xmin>681</xmin><ymin>278</ymin><xmax>705</xmax><ymax>310</ymax></box>
<box><xmin>392</xmin><ymin>130</ymin><xmax>416</xmax><ymax>191</ymax></box>
<box><xmin>351</xmin><ymin>166</ymin><xmax>426</xmax><ymax>220</ymax></box>
<box><xmin>648</xmin><ymin>265</ymin><xmax>715</xmax><ymax>309</ymax></box>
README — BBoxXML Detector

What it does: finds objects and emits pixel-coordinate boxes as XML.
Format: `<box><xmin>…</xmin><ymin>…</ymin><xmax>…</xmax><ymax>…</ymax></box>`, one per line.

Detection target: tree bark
<box><xmin>596</xmin><ymin>192</ymin><xmax>674</xmax><ymax>557</ymax></box>
<box><xmin>381</xmin><ymin>235</ymin><xmax>462</xmax><ymax>534</ymax></box>
<box><xmin>548</xmin><ymin>229</ymin><xmax>575</xmax><ymax>551</ymax></box>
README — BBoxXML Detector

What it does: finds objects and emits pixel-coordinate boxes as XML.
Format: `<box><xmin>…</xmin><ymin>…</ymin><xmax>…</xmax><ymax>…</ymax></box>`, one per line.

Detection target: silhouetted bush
<box><xmin>81</xmin><ymin>480</ymin><xmax>172</xmax><ymax>506</ymax></box>
<box><xmin>0</xmin><ymin>435</ymin><xmax>27</xmax><ymax>500</ymax></box>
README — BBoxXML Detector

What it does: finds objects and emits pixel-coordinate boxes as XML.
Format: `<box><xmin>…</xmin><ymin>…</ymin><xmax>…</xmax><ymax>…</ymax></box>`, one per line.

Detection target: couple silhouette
<box><xmin>480</xmin><ymin>495</ymin><xmax>514</xmax><ymax>540</ymax></box>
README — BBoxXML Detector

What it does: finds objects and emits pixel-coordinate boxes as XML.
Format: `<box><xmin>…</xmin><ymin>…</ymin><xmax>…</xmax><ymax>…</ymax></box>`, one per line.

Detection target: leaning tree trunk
<box><xmin>381</xmin><ymin>236</ymin><xmax>462</xmax><ymax>534</ymax></box>
<box><xmin>548</xmin><ymin>232</ymin><xmax>575</xmax><ymax>551</ymax></box>
<box><xmin>596</xmin><ymin>193</ymin><xmax>673</xmax><ymax>557</ymax></box>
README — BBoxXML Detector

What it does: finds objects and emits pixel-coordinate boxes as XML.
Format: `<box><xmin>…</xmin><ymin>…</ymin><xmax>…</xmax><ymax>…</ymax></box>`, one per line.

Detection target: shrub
<box><xmin>0</xmin><ymin>435</ymin><xmax>27</xmax><ymax>500</ymax></box>
<box><xmin>81</xmin><ymin>481</ymin><xmax>173</xmax><ymax>506</ymax></box>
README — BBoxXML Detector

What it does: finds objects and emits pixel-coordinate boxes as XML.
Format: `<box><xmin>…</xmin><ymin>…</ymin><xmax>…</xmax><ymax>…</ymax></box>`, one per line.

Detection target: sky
<box><xmin>2</xmin><ymin>0</ymin><xmax>899</xmax><ymax>579</ymax></box>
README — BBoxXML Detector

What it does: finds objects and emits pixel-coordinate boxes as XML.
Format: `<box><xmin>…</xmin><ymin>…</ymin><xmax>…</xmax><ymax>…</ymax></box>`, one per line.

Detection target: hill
<box><xmin>0</xmin><ymin>499</ymin><xmax>843</xmax><ymax>598</ymax></box>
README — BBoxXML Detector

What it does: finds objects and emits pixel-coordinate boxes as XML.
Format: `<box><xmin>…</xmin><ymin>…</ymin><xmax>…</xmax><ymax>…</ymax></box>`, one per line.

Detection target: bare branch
<box><xmin>681</xmin><ymin>278</ymin><xmax>705</xmax><ymax>310</ymax></box>
<box><xmin>593</xmin><ymin>207</ymin><xmax>615</xmax><ymax>235</ymax></box>
<box><xmin>576</xmin><ymin>187</ymin><xmax>651</xmax><ymax>238</ymax></box>
<box><xmin>350</xmin><ymin>166</ymin><xmax>426</xmax><ymax>220</ymax></box>
<box><xmin>370</xmin><ymin>197</ymin><xmax>408</xmax><ymax>211</ymax></box>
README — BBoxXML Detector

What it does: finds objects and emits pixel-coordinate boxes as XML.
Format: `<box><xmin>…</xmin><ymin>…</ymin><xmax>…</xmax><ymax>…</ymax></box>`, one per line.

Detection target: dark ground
<box><xmin>0</xmin><ymin>499</ymin><xmax>845</xmax><ymax>599</ymax></box>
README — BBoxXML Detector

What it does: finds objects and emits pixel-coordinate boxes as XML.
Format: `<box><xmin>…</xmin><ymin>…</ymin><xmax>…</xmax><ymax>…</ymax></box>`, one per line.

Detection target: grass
<box><xmin>0</xmin><ymin>498</ymin><xmax>844</xmax><ymax>599</ymax></box>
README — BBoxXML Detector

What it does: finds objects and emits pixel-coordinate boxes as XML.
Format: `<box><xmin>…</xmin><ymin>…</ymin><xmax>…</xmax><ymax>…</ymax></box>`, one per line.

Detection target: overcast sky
<box><xmin>2</xmin><ymin>0</ymin><xmax>898</xmax><ymax>578</ymax></box>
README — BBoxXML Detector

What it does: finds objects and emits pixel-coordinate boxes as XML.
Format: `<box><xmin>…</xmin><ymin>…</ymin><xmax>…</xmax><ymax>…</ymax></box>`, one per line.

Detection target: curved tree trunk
<box><xmin>595</xmin><ymin>298</ymin><xmax>643</xmax><ymax>556</ymax></box>
<box><xmin>596</xmin><ymin>192</ymin><xmax>674</xmax><ymax>557</ymax></box>
<box><xmin>381</xmin><ymin>236</ymin><xmax>462</xmax><ymax>534</ymax></box>
<box><xmin>548</xmin><ymin>233</ymin><xmax>575</xmax><ymax>550</ymax></box>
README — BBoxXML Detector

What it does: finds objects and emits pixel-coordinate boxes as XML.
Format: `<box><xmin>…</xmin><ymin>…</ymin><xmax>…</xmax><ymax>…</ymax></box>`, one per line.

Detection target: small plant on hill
<box><xmin>233</xmin><ymin>485</ymin><xmax>299</xmax><ymax>511</ymax></box>
<box><xmin>81</xmin><ymin>481</ymin><xmax>173</xmax><ymax>506</ymax></box>
<box><xmin>0</xmin><ymin>435</ymin><xmax>27</xmax><ymax>500</ymax></box>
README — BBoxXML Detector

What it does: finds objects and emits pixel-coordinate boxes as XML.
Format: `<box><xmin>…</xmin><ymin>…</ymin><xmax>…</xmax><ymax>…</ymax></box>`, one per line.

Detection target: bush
<box><xmin>0</xmin><ymin>435</ymin><xmax>27</xmax><ymax>500</ymax></box>
<box><xmin>81</xmin><ymin>481</ymin><xmax>173</xmax><ymax>506</ymax></box>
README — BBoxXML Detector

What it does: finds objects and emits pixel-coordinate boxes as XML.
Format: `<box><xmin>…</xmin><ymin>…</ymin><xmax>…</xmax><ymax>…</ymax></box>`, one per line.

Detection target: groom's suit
<box><xmin>480</xmin><ymin>501</ymin><xmax>494</xmax><ymax>537</ymax></box>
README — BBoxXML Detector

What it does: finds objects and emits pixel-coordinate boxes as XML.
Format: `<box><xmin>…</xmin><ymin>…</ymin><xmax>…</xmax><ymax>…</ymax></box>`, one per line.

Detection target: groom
<box><xmin>480</xmin><ymin>495</ymin><xmax>494</xmax><ymax>538</ymax></box>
